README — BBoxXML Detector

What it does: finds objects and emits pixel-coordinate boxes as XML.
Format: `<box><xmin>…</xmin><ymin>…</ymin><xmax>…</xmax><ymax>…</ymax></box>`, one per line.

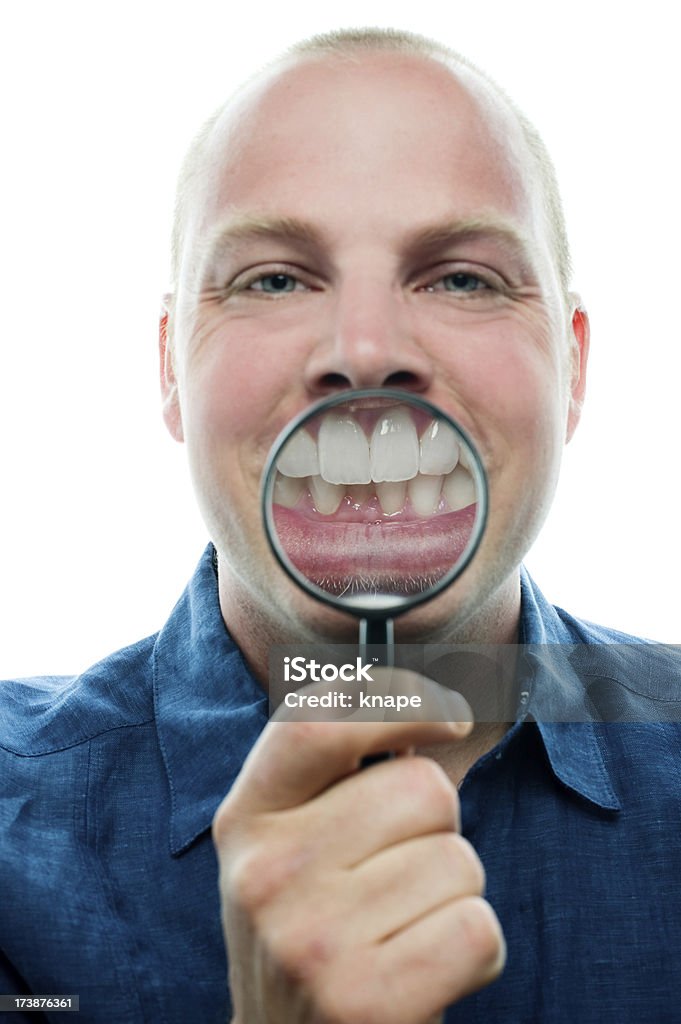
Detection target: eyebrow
<box><xmin>402</xmin><ymin>217</ymin><xmax>537</xmax><ymax>275</ymax></box>
<box><xmin>198</xmin><ymin>215</ymin><xmax>328</xmax><ymax>274</ymax></box>
<box><xmin>197</xmin><ymin>211</ymin><xmax>537</xmax><ymax>280</ymax></box>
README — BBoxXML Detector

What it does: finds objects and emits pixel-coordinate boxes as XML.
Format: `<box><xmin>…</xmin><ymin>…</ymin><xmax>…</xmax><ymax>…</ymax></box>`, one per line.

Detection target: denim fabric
<box><xmin>1</xmin><ymin>544</ymin><xmax>680</xmax><ymax>1022</ymax></box>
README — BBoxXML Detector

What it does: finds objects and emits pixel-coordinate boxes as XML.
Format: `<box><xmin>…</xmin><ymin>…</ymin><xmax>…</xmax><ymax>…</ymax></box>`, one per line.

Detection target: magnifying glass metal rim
<box><xmin>261</xmin><ymin>387</ymin><xmax>488</xmax><ymax>620</ymax></box>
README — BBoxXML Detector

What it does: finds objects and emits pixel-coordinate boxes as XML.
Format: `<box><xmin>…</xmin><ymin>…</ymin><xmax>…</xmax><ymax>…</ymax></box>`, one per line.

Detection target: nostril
<box><xmin>317</xmin><ymin>372</ymin><xmax>353</xmax><ymax>391</ymax></box>
<box><xmin>314</xmin><ymin>370</ymin><xmax>425</xmax><ymax>393</ymax></box>
<box><xmin>384</xmin><ymin>370</ymin><xmax>422</xmax><ymax>388</ymax></box>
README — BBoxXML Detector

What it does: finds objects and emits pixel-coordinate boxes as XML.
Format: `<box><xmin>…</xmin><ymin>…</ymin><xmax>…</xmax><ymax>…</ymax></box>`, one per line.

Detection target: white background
<box><xmin>1</xmin><ymin>1</ymin><xmax>679</xmax><ymax>677</ymax></box>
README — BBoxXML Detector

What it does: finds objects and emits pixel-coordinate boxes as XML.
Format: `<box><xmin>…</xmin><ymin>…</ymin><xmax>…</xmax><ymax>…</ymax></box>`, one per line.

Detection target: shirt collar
<box><xmin>519</xmin><ymin>568</ymin><xmax>621</xmax><ymax>813</ymax></box>
<box><xmin>153</xmin><ymin>544</ymin><xmax>268</xmax><ymax>855</ymax></box>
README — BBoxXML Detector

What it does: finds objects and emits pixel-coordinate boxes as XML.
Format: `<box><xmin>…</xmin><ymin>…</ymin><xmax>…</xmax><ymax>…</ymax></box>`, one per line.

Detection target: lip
<box><xmin>272</xmin><ymin>501</ymin><xmax>477</xmax><ymax>597</ymax></box>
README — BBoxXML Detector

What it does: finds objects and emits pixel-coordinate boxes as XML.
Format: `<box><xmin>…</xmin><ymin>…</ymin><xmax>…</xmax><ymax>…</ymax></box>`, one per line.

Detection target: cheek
<box><xmin>178</xmin><ymin>316</ymin><xmax>315</xmax><ymax>502</ymax></box>
<box><xmin>484</xmin><ymin>352</ymin><xmax>568</xmax><ymax>542</ymax></box>
<box><xmin>489</xmin><ymin>348</ymin><xmax>565</xmax><ymax>445</ymax></box>
<box><xmin>186</xmin><ymin>365</ymin><xmax>253</xmax><ymax>444</ymax></box>
<box><xmin>433</xmin><ymin>312</ymin><xmax>569</xmax><ymax>476</ymax></box>
<box><xmin>180</xmin><ymin>323</ymin><xmax>276</xmax><ymax>450</ymax></box>
<box><xmin>459</xmin><ymin>330</ymin><xmax>569</xmax><ymax>563</ymax></box>
<box><xmin>185</xmin><ymin>309</ymin><xmax>318</xmax><ymax>421</ymax></box>
<box><xmin>480</xmin><ymin>312</ymin><xmax>564</xmax><ymax>415</ymax></box>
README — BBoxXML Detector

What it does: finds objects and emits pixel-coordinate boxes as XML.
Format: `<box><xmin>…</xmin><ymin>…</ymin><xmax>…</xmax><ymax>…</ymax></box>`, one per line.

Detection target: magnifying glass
<box><xmin>261</xmin><ymin>388</ymin><xmax>488</xmax><ymax>665</ymax></box>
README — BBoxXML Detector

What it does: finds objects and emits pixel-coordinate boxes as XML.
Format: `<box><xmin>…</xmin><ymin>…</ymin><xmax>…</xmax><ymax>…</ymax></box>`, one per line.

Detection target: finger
<box><xmin>227</xmin><ymin>681</ymin><xmax>472</xmax><ymax>815</ymax></box>
<box><xmin>349</xmin><ymin>833</ymin><xmax>485</xmax><ymax>942</ymax></box>
<box><xmin>259</xmin><ymin>832</ymin><xmax>484</xmax><ymax>956</ymax></box>
<box><xmin>312</xmin><ymin>898</ymin><xmax>504</xmax><ymax>1024</ymax></box>
<box><xmin>282</xmin><ymin>755</ymin><xmax>461</xmax><ymax>867</ymax></box>
<box><xmin>376</xmin><ymin>896</ymin><xmax>505</xmax><ymax>1018</ymax></box>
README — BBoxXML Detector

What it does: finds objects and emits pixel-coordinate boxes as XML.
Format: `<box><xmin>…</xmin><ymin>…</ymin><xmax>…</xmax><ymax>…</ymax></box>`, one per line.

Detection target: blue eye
<box><xmin>441</xmin><ymin>272</ymin><xmax>485</xmax><ymax>293</ymax></box>
<box><xmin>251</xmin><ymin>273</ymin><xmax>298</xmax><ymax>293</ymax></box>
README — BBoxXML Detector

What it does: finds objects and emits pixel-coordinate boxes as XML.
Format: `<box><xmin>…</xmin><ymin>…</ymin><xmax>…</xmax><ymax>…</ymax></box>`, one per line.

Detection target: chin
<box><xmin>396</xmin><ymin>556</ymin><xmax>521</xmax><ymax>644</ymax></box>
<box><xmin>280</xmin><ymin>587</ymin><xmax>362</xmax><ymax>642</ymax></box>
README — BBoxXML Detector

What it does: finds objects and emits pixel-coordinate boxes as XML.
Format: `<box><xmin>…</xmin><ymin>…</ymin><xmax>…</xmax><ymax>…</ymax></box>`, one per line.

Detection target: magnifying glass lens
<box><xmin>263</xmin><ymin>391</ymin><xmax>487</xmax><ymax>615</ymax></box>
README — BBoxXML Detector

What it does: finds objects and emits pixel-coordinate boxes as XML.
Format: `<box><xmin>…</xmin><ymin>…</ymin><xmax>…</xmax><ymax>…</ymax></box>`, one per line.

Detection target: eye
<box><xmin>425</xmin><ymin>271</ymin><xmax>489</xmax><ymax>294</ymax></box>
<box><xmin>221</xmin><ymin>264</ymin><xmax>318</xmax><ymax>303</ymax></box>
<box><xmin>443</xmin><ymin>272</ymin><xmax>486</xmax><ymax>292</ymax></box>
<box><xmin>248</xmin><ymin>272</ymin><xmax>303</xmax><ymax>294</ymax></box>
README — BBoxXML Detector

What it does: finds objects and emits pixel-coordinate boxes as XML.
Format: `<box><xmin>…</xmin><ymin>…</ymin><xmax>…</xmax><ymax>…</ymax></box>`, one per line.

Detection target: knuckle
<box><xmin>227</xmin><ymin>847</ymin><xmax>280</xmax><ymax>912</ymax></box>
<box><xmin>211</xmin><ymin>795</ymin><xmax>240</xmax><ymax>848</ymax></box>
<box><xmin>315</xmin><ymin>969</ymin><xmax>383</xmax><ymax>1024</ymax></box>
<box><xmin>267</xmin><ymin>913</ymin><xmax>338</xmax><ymax>984</ymax></box>
<box><xmin>457</xmin><ymin>896</ymin><xmax>506</xmax><ymax>974</ymax></box>
<box><xmin>226</xmin><ymin>831</ymin><xmax>318</xmax><ymax>914</ymax></box>
<box><xmin>401</xmin><ymin>756</ymin><xmax>459</xmax><ymax>822</ymax></box>
<box><xmin>440</xmin><ymin>833</ymin><xmax>486</xmax><ymax>894</ymax></box>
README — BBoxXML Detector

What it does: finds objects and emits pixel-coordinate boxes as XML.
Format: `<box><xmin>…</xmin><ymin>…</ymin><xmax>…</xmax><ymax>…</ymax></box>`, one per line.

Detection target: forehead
<box><xmin>185</xmin><ymin>53</ymin><xmax>543</xmax><ymax>264</ymax></box>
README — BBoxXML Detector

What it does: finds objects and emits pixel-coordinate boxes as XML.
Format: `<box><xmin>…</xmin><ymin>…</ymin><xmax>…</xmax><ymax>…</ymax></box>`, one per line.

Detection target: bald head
<box><xmin>170</xmin><ymin>28</ymin><xmax>572</xmax><ymax>301</ymax></box>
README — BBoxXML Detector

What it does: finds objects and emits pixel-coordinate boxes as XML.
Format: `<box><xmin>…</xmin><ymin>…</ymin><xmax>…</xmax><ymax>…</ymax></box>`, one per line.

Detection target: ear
<box><xmin>159</xmin><ymin>294</ymin><xmax>184</xmax><ymax>442</ymax></box>
<box><xmin>565</xmin><ymin>296</ymin><xmax>590</xmax><ymax>443</ymax></box>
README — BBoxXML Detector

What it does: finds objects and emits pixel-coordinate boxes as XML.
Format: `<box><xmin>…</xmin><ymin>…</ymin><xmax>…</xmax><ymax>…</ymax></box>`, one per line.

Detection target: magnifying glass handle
<box><xmin>359</xmin><ymin>617</ymin><xmax>394</xmax><ymax>667</ymax></box>
<box><xmin>359</xmin><ymin>617</ymin><xmax>395</xmax><ymax>766</ymax></box>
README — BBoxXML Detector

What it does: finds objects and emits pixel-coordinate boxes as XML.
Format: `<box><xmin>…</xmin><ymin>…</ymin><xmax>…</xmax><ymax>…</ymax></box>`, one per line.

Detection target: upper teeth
<box><xmin>318</xmin><ymin>412</ymin><xmax>371</xmax><ymax>484</ymax></box>
<box><xmin>369</xmin><ymin>407</ymin><xmax>420</xmax><ymax>482</ymax></box>
<box><xmin>274</xmin><ymin>406</ymin><xmax>477</xmax><ymax>516</ymax></box>
<box><xmin>276</xmin><ymin>428</ymin><xmax>320</xmax><ymax>478</ymax></box>
<box><xmin>278</xmin><ymin>406</ymin><xmax>463</xmax><ymax>482</ymax></box>
<box><xmin>419</xmin><ymin>420</ymin><xmax>460</xmax><ymax>475</ymax></box>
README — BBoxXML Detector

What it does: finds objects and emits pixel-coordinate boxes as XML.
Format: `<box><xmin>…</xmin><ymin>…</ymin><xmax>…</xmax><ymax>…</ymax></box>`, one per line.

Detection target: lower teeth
<box><xmin>409</xmin><ymin>473</ymin><xmax>443</xmax><ymax>516</ymax></box>
<box><xmin>275</xmin><ymin>467</ymin><xmax>475</xmax><ymax>516</ymax></box>
<box><xmin>376</xmin><ymin>480</ymin><xmax>407</xmax><ymax>515</ymax></box>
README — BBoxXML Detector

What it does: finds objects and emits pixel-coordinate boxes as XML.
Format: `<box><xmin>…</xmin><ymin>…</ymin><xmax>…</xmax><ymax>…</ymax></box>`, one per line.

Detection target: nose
<box><xmin>303</xmin><ymin>278</ymin><xmax>434</xmax><ymax>395</ymax></box>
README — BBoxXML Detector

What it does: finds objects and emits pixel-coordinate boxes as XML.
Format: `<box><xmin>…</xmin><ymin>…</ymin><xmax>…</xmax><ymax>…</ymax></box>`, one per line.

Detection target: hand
<box><xmin>213</xmin><ymin>672</ymin><xmax>505</xmax><ymax>1024</ymax></box>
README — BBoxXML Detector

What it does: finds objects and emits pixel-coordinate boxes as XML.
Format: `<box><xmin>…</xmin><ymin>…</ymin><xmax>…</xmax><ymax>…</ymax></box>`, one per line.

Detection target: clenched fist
<box><xmin>212</xmin><ymin>672</ymin><xmax>505</xmax><ymax>1024</ymax></box>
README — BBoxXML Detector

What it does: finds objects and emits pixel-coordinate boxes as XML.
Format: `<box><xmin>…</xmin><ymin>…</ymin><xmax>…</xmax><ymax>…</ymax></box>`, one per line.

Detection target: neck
<box><xmin>417</xmin><ymin>719</ymin><xmax>512</xmax><ymax>789</ymax></box>
<box><xmin>217</xmin><ymin>560</ymin><xmax>522</xmax><ymax>690</ymax></box>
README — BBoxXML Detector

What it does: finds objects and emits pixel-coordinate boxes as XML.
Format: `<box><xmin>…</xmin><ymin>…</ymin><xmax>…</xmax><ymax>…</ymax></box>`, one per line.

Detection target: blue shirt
<box><xmin>1</xmin><ymin>544</ymin><xmax>680</xmax><ymax>1022</ymax></box>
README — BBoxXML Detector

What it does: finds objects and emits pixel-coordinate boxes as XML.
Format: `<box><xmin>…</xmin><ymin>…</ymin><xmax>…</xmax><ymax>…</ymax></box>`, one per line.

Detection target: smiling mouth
<box><xmin>270</xmin><ymin>404</ymin><xmax>479</xmax><ymax>597</ymax></box>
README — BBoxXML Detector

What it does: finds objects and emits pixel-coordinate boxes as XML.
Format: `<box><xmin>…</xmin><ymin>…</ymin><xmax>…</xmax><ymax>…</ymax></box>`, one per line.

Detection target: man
<box><xmin>2</xmin><ymin>27</ymin><xmax>680</xmax><ymax>1024</ymax></box>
